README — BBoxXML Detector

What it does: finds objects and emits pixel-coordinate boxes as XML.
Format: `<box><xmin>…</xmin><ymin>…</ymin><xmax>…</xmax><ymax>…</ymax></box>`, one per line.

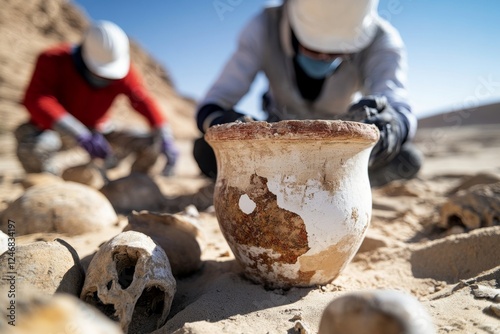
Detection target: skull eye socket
<box><xmin>113</xmin><ymin>251</ymin><xmax>138</xmax><ymax>289</ymax></box>
<box><xmin>129</xmin><ymin>286</ymin><xmax>167</xmax><ymax>334</ymax></box>
<box><xmin>84</xmin><ymin>290</ymin><xmax>119</xmax><ymax>322</ymax></box>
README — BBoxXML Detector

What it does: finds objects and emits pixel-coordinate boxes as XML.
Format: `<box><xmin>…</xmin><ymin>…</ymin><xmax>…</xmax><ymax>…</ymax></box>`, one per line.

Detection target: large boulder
<box><xmin>1</xmin><ymin>181</ymin><xmax>117</xmax><ymax>236</ymax></box>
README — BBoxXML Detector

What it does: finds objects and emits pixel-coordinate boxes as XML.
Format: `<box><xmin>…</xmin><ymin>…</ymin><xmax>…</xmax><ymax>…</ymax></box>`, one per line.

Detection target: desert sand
<box><xmin>0</xmin><ymin>1</ymin><xmax>499</xmax><ymax>333</ymax></box>
<box><xmin>1</xmin><ymin>118</ymin><xmax>500</xmax><ymax>334</ymax></box>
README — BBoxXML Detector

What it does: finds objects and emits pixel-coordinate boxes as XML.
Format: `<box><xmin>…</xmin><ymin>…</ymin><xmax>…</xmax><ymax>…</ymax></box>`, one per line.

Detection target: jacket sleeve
<box><xmin>23</xmin><ymin>52</ymin><xmax>70</xmax><ymax>129</ymax></box>
<box><xmin>122</xmin><ymin>65</ymin><xmax>167</xmax><ymax>128</ymax></box>
<box><xmin>199</xmin><ymin>12</ymin><xmax>265</xmax><ymax>111</ymax></box>
<box><xmin>361</xmin><ymin>19</ymin><xmax>417</xmax><ymax>141</ymax></box>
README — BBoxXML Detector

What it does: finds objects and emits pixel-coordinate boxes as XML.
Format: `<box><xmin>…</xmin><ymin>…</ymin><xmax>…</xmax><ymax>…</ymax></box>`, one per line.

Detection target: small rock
<box><xmin>445</xmin><ymin>225</ymin><xmax>466</xmax><ymax>236</ymax></box>
<box><xmin>219</xmin><ymin>251</ymin><xmax>230</xmax><ymax>257</ymax></box>
<box><xmin>489</xmin><ymin>304</ymin><xmax>500</xmax><ymax>318</ymax></box>
<box><xmin>471</xmin><ymin>284</ymin><xmax>500</xmax><ymax>301</ymax></box>
<box><xmin>294</xmin><ymin>320</ymin><xmax>311</xmax><ymax>334</ymax></box>
<box><xmin>184</xmin><ymin>204</ymin><xmax>200</xmax><ymax>218</ymax></box>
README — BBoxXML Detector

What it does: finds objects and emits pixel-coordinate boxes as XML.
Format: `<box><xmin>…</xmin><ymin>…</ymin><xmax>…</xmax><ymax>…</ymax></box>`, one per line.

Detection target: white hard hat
<box><xmin>82</xmin><ymin>20</ymin><xmax>130</xmax><ymax>79</ymax></box>
<box><xmin>287</xmin><ymin>0</ymin><xmax>379</xmax><ymax>54</ymax></box>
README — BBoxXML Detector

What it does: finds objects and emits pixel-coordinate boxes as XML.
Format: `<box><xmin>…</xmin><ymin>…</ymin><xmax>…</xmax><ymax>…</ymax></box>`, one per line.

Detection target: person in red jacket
<box><xmin>15</xmin><ymin>20</ymin><xmax>179</xmax><ymax>176</ymax></box>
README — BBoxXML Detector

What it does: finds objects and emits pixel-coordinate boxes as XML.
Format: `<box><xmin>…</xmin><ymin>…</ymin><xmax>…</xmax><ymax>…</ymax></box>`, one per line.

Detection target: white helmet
<box><xmin>287</xmin><ymin>0</ymin><xmax>379</xmax><ymax>54</ymax></box>
<box><xmin>82</xmin><ymin>20</ymin><xmax>130</xmax><ymax>80</ymax></box>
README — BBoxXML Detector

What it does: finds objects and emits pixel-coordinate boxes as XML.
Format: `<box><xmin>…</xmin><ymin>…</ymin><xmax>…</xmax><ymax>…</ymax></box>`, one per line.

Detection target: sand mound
<box><xmin>410</xmin><ymin>226</ymin><xmax>500</xmax><ymax>283</ymax></box>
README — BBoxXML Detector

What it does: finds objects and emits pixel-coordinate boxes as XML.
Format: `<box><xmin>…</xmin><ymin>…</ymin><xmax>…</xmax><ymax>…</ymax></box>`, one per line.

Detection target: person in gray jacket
<box><xmin>194</xmin><ymin>0</ymin><xmax>422</xmax><ymax>187</ymax></box>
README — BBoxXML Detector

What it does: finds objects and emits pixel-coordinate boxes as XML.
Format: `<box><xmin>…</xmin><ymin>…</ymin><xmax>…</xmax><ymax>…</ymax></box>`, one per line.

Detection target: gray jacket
<box><xmin>200</xmin><ymin>4</ymin><xmax>416</xmax><ymax>139</ymax></box>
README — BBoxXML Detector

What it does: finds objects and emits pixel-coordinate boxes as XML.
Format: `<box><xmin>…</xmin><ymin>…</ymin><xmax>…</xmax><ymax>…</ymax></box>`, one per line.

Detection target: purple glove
<box><xmin>158</xmin><ymin>125</ymin><xmax>179</xmax><ymax>176</ymax></box>
<box><xmin>161</xmin><ymin>136</ymin><xmax>179</xmax><ymax>175</ymax></box>
<box><xmin>77</xmin><ymin>132</ymin><xmax>111</xmax><ymax>159</ymax></box>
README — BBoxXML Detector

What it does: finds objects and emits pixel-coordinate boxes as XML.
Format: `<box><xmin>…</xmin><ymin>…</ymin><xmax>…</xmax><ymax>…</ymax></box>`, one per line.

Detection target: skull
<box><xmin>80</xmin><ymin>231</ymin><xmax>176</xmax><ymax>334</ymax></box>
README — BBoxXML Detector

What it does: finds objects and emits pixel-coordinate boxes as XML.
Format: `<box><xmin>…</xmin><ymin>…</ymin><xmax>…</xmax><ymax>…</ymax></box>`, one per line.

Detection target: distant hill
<box><xmin>0</xmin><ymin>0</ymin><xmax>197</xmax><ymax>139</ymax></box>
<box><xmin>418</xmin><ymin>102</ymin><xmax>500</xmax><ymax>128</ymax></box>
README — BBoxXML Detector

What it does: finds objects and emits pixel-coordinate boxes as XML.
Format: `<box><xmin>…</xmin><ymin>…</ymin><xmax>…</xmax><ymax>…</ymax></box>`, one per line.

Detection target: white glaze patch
<box><xmin>239</xmin><ymin>194</ymin><xmax>256</xmax><ymax>214</ymax></box>
<box><xmin>267</xmin><ymin>176</ymin><xmax>347</xmax><ymax>252</ymax></box>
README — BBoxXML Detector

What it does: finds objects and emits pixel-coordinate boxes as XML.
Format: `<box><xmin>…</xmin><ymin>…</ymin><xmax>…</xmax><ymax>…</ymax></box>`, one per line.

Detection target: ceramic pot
<box><xmin>205</xmin><ymin>120</ymin><xmax>379</xmax><ymax>288</ymax></box>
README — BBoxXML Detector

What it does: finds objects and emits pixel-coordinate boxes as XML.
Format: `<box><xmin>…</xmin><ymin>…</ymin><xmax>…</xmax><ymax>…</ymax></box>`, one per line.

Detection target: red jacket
<box><xmin>23</xmin><ymin>44</ymin><xmax>167</xmax><ymax>130</ymax></box>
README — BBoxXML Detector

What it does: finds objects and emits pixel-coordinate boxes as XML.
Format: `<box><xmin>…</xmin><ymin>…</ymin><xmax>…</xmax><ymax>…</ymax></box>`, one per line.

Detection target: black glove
<box><xmin>348</xmin><ymin>96</ymin><xmax>407</xmax><ymax>169</ymax></box>
<box><xmin>197</xmin><ymin>104</ymin><xmax>254</xmax><ymax>133</ymax></box>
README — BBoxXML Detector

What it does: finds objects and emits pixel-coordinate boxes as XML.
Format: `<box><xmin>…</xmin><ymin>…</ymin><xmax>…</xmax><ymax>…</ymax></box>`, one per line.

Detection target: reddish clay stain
<box><xmin>214</xmin><ymin>174</ymin><xmax>311</xmax><ymax>286</ymax></box>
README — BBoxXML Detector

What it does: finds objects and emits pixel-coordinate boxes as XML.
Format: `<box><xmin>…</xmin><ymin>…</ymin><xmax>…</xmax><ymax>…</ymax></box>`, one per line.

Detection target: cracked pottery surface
<box><xmin>206</xmin><ymin>120</ymin><xmax>379</xmax><ymax>288</ymax></box>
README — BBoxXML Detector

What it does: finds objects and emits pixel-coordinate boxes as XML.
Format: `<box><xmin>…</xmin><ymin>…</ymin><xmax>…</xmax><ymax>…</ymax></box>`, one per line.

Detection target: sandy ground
<box><xmin>2</xmin><ymin>1</ymin><xmax>498</xmax><ymax>332</ymax></box>
<box><xmin>0</xmin><ymin>122</ymin><xmax>499</xmax><ymax>333</ymax></box>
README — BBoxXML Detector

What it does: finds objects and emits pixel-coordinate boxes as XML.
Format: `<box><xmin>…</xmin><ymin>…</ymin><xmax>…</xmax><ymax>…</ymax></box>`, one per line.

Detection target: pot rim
<box><xmin>205</xmin><ymin>120</ymin><xmax>380</xmax><ymax>143</ymax></box>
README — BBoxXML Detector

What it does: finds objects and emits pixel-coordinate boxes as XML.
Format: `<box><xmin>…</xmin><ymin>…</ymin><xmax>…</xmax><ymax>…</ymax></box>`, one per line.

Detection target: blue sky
<box><xmin>72</xmin><ymin>0</ymin><xmax>500</xmax><ymax>118</ymax></box>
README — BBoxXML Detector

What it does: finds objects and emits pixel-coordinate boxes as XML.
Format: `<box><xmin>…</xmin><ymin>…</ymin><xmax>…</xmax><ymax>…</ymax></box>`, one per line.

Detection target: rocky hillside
<box><xmin>0</xmin><ymin>0</ymin><xmax>197</xmax><ymax>139</ymax></box>
<box><xmin>418</xmin><ymin>101</ymin><xmax>500</xmax><ymax>128</ymax></box>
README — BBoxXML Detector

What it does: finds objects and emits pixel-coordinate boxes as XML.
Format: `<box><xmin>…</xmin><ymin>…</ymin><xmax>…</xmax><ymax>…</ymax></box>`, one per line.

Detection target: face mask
<box><xmin>296</xmin><ymin>54</ymin><xmax>343</xmax><ymax>79</ymax></box>
<box><xmin>84</xmin><ymin>69</ymin><xmax>113</xmax><ymax>88</ymax></box>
